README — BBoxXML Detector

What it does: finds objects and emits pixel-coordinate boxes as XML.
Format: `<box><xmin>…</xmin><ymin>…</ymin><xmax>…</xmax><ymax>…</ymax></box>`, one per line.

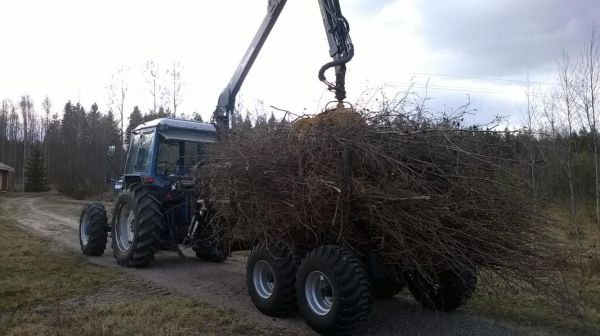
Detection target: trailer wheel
<box><xmin>246</xmin><ymin>241</ymin><xmax>298</xmax><ymax>316</ymax></box>
<box><xmin>296</xmin><ymin>245</ymin><xmax>372</xmax><ymax>335</ymax></box>
<box><xmin>112</xmin><ymin>185</ymin><xmax>163</xmax><ymax>268</ymax></box>
<box><xmin>79</xmin><ymin>202</ymin><xmax>109</xmax><ymax>256</ymax></box>
<box><xmin>373</xmin><ymin>277</ymin><xmax>404</xmax><ymax>299</ymax></box>
<box><xmin>406</xmin><ymin>269</ymin><xmax>477</xmax><ymax>312</ymax></box>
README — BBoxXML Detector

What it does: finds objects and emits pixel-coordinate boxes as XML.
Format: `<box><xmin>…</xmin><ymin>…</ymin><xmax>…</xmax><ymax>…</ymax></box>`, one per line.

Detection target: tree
<box><xmin>145</xmin><ymin>60</ymin><xmax>161</xmax><ymax>114</ymax></box>
<box><xmin>25</xmin><ymin>146</ymin><xmax>49</xmax><ymax>192</ymax></box>
<box><xmin>232</xmin><ymin>110</ymin><xmax>243</xmax><ymax>128</ymax></box>
<box><xmin>168</xmin><ymin>60</ymin><xmax>183</xmax><ymax>115</ymax></box>
<box><xmin>126</xmin><ymin>106</ymin><xmax>144</xmax><ymax>143</ymax></box>
<box><xmin>108</xmin><ymin>65</ymin><xmax>129</xmax><ymax>141</ymax></box>
<box><xmin>576</xmin><ymin>24</ymin><xmax>600</xmax><ymax>240</ymax></box>
<box><xmin>267</xmin><ymin>112</ymin><xmax>277</xmax><ymax>131</ymax></box>
<box><xmin>193</xmin><ymin>112</ymin><xmax>204</xmax><ymax>122</ymax></box>
<box><xmin>42</xmin><ymin>96</ymin><xmax>51</xmax><ymax>137</ymax></box>
<box><xmin>19</xmin><ymin>95</ymin><xmax>34</xmax><ymax>190</ymax></box>
<box><xmin>255</xmin><ymin>112</ymin><xmax>267</xmax><ymax>129</ymax></box>
<box><xmin>41</xmin><ymin>95</ymin><xmax>52</xmax><ymax>175</ymax></box>
<box><xmin>558</xmin><ymin>49</ymin><xmax>581</xmax><ymax>247</ymax></box>
<box><xmin>243</xmin><ymin>112</ymin><xmax>253</xmax><ymax>130</ymax></box>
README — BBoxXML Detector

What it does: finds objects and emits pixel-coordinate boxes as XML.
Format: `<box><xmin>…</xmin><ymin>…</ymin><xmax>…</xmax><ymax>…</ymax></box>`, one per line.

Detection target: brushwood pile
<box><xmin>197</xmin><ymin>108</ymin><xmax>556</xmax><ymax>284</ymax></box>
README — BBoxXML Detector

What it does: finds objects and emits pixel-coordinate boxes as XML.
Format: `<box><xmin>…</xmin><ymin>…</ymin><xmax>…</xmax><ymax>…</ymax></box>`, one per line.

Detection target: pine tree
<box><xmin>126</xmin><ymin>106</ymin><xmax>144</xmax><ymax>144</ymax></box>
<box><xmin>193</xmin><ymin>112</ymin><xmax>204</xmax><ymax>122</ymax></box>
<box><xmin>25</xmin><ymin>146</ymin><xmax>49</xmax><ymax>192</ymax></box>
<box><xmin>243</xmin><ymin>112</ymin><xmax>253</xmax><ymax>130</ymax></box>
<box><xmin>267</xmin><ymin>112</ymin><xmax>277</xmax><ymax>131</ymax></box>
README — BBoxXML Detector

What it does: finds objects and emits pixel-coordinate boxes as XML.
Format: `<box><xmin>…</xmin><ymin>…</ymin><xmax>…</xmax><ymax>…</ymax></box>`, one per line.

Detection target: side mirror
<box><xmin>107</xmin><ymin>145</ymin><xmax>116</xmax><ymax>158</ymax></box>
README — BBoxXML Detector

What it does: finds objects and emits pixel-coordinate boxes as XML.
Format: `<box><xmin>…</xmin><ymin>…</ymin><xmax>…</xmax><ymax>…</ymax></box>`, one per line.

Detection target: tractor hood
<box><xmin>159</xmin><ymin>128</ymin><xmax>216</xmax><ymax>143</ymax></box>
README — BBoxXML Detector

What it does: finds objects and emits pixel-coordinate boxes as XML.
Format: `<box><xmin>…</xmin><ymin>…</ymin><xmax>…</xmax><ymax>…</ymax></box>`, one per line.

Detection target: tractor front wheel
<box><xmin>112</xmin><ymin>185</ymin><xmax>163</xmax><ymax>268</ymax></box>
<box><xmin>79</xmin><ymin>202</ymin><xmax>109</xmax><ymax>256</ymax></box>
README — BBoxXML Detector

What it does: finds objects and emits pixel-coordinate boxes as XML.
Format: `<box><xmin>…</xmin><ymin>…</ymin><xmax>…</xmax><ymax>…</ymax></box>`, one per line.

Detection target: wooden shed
<box><xmin>0</xmin><ymin>162</ymin><xmax>15</xmax><ymax>192</ymax></box>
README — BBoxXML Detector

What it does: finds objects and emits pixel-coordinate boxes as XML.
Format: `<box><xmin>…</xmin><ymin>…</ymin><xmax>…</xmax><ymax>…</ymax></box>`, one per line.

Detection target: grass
<box><xmin>0</xmin><ymin>220</ymin><xmax>264</xmax><ymax>336</ymax></box>
<box><xmin>1</xmin><ymin>296</ymin><xmax>261</xmax><ymax>336</ymax></box>
<box><xmin>464</xmin><ymin>203</ymin><xmax>600</xmax><ymax>335</ymax></box>
<box><xmin>0</xmin><ymin>221</ymin><xmax>115</xmax><ymax>311</ymax></box>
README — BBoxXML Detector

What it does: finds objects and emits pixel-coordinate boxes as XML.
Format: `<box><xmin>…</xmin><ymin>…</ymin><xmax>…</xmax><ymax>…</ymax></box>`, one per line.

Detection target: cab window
<box><xmin>156</xmin><ymin>135</ymin><xmax>209</xmax><ymax>176</ymax></box>
<box><xmin>125</xmin><ymin>130</ymin><xmax>155</xmax><ymax>174</ymax></box>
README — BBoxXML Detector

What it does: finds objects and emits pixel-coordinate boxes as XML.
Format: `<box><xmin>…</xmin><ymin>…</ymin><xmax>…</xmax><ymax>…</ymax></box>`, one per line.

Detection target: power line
<box><xmin>364</xmin><ymin>82</ymin><xmax>546</xmax><ymax>97</ymax></box>
<box><xmin>405</xmin><ymin>72</ymin><xmax>558</xmax><ymax>86</ymax></box>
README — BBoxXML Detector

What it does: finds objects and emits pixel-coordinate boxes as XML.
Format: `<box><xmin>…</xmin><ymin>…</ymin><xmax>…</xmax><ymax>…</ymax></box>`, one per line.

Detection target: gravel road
<box><xmin>0</xmin><ymin>192</ymin><xmax>552</xmax><ymax>336</ymax></box>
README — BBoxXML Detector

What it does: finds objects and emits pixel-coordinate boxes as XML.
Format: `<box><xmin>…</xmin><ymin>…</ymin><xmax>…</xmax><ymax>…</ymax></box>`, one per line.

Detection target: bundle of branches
<box><xmin>198</xmin><ymin>109</ymin><xmax>560</xmax><ymax>287</ymax></box>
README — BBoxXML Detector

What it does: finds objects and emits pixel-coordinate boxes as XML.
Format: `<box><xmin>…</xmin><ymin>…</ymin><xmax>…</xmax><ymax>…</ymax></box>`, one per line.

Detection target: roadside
<box><xmin>2</xmin><ymin>192</ymin><xmax>594</xmax><ymax>335</ymax></box>
<box><xmin>0</xmin><ymin>218</ymin><xmax>276</xmax><ymax>336</ymax></box>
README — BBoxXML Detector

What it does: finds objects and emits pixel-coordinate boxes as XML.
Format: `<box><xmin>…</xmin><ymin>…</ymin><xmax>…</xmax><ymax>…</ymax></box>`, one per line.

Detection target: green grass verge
<box><xmin>0</xmin><ymin>221</ymin><xmax>115</xmax><ymax>311</ymax></box>
<box><xmin>464</xmin><ymin>203</ymin><xmax>600</xmax><ymax>335</ymax></box>
<box><xmin>0</xmin><ymin>220</ymin><xmax>263</xmax><ymax>336</ymax></box>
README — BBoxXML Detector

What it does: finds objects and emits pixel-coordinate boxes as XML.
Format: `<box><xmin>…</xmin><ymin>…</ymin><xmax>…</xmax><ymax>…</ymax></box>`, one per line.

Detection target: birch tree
<box><xmin>558</xmin><ymin>50</ymin><xmax>581</xmax><ymax>247</ymax></box>
<box><xmin>577</xmin><ymin>25</ymin><xmax>600</xmax><ymax>241</ymax></box>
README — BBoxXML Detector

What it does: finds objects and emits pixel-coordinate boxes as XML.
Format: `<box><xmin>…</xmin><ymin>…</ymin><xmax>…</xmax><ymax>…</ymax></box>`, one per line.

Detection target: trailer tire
<box><xmin>246</xmin><ymin>241</ymin><xmax>298</xmax><ymax>317</ymax></box>
<box><xmin>112</xmin><ymin>185</ymin><xmax>163</xmax><ymax>268</ymax></box>
<box><xmin>79</xmin><ymin>202</ymin><xmax>109</xmax><ymax>256</ymax></box>
<box><xmin>296</xmin><ymin>245</ymin><xmax>372</xmax><ymax>336</ymax></box>
<box><xmin>406</xmin><ymin>269</ymin><xmax>477</xmax><ymax>312</ymax></box>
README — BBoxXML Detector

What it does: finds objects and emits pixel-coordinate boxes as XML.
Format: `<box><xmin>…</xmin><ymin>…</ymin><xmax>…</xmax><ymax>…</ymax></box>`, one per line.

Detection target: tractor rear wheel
<box><xmin>406</xmin><ymin>269</ymin><xmax>477</xmax><ymax>312</ymax></box>
<box><xmin>246</xmin><ymin>241</ymin><xmax>298</xmax><ymax>316</ymax></box>
<box><xmin>112</xmin><ymin>184</ymin><xmax>163</xmax><ymax>268</ymax></box>
<box><xmin>79</xmin><ymin>202</ymin><xmax>109</xmax><ymax>256</ymax></box>
<box><xmin>296</xmin><ymin>245</ymin><xmax>372</xmax><ymax>336</ymax></box>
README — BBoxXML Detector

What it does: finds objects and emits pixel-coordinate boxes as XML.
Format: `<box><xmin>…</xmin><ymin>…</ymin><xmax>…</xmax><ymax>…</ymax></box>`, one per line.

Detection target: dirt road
<box><xmin>0</xmin><ymin>192</ymin><xmax>549</xmax><ymax>336</ymax></box>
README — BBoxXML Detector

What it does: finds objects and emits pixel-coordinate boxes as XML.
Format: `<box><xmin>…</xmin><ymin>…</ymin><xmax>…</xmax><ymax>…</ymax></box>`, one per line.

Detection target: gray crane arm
<box><xmin>213</xmin><ymin>0</ymin><xmax>354</xmax><ymax>132</ymax></box>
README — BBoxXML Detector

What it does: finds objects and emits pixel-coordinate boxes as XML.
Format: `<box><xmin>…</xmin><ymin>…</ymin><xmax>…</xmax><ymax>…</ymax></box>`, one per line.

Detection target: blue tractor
<box><xmin>79</xmin><ymin>118</ymin><xmax>228</xmax><ymax>267</ymax></box>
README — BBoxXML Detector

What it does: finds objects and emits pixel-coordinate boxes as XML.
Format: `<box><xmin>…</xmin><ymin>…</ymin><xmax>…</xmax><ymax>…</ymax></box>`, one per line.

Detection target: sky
<box><xmin>0</xmin><ymin>0</ymin><xmax>599</xmax><ymax>128</ymax></box>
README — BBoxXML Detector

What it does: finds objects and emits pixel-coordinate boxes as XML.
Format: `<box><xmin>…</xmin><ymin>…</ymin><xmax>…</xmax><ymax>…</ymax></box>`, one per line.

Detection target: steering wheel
<box><xmin>158</xmin><ymin>161</ymin><xmax>176</xmax><ymax>175</ymax></box>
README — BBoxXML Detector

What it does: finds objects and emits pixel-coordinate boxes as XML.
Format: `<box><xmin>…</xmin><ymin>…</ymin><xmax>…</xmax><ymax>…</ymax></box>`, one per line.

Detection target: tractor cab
<box><xmin>122</xmin><ymin>118</ymin><xmax>216</xmax><ymax>193</ymax></box>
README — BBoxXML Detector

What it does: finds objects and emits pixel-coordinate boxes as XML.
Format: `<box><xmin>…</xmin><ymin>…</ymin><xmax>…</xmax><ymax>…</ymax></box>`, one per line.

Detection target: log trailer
<box><xmin>78</xmin><ymin>1</ymin><xmax>476</xmax><ymax>334</ymax></box>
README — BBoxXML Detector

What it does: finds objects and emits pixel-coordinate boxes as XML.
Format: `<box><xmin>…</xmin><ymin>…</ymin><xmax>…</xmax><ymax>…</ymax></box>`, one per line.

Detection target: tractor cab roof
<box><xmin>134</xmin><ymin>118</ymin><xmax>217</xmax><ymax>143</ymax></box>
<box><xmin>134</xmin><ymin>118</ymin><xmax>216</xmax><ymax>133</ymax></box>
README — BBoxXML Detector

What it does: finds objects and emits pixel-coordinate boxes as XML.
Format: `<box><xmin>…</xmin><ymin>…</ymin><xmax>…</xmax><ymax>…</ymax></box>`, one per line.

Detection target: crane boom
<box><xmin>213</xmin><ymin>0</ymin><xmax>354</xmax><ymax>132</ymax></box>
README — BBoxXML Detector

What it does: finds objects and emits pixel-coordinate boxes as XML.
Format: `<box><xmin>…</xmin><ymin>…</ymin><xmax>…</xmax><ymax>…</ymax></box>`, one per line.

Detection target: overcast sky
<box><xmin>0</xmin><ymin>0</ymin><xmax>599</xmax><ymax>128</ymax></box>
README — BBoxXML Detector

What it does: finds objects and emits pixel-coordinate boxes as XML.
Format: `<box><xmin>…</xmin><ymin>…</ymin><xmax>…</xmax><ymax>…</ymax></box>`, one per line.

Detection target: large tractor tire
<box><xmin>79</xmin><ymin>202</ymin><xmax>109</xmax><ymax>256</ymax></box>
<box><xmin>406</xmin><ymin>269</ymin><xmax>477</xmax><ymax>312</ymax></box>
<box><xmin>112</xmin><ymin>185</ymin><xmax>163</xmax><ymax>268</ymax></box>
<box><xmin>246</xmin><ymin>241</ymin><xmax>298</xmax><ymax>317</ymax></box>
<box><xmin>192</xmin><ymin>216</ymin><xmax>228</xmax><ymax>263</ymax></box>
<box><xmin>296</xmin><ymin>245</ymin><xmax>372</xmax><ymax>336</ymax></box>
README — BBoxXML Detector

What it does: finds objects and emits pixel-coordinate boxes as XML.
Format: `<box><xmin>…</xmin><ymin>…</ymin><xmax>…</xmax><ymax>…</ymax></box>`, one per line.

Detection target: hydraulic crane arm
<box><xmin>317</xmin><ymin>0</ymin><xmax>354</xmax><ymax>102</ymax></box>
<box><xmin>213</xmin><ymin>0</ymin><xmax>287</xmax><ymax>131</ymax></box>
<box><xmin>213</xmin><ymin>0</ymin><xmax>354</xmax><ymax>132</ymax></box>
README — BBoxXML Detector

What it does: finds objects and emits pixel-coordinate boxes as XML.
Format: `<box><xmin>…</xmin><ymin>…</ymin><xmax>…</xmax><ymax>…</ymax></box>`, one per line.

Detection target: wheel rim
<box><xmin>253</xmin><ymin>260</ymin><xmax>275</xmax><ymax>299</ymax></box>
<box><xmin>80</xmin><ymin>213</ymin><xmax>89</xmax><ymax>245</ymax></box>
<box><xmin>305</xmin><ymin>271</ymin><xmax>333</xmax><ymax>316</ymax></box>
<box><xmin>116</xmin><ymin>204</ymin><xmax>135</xmax><ymax>252</ymax></box>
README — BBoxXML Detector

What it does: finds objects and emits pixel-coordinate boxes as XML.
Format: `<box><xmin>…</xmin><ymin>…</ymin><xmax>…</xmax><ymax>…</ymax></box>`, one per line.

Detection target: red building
<box><xmin>0</xmin><ymin>162</ymin><xmax>15</xmax><ymax>192</ymax></box>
